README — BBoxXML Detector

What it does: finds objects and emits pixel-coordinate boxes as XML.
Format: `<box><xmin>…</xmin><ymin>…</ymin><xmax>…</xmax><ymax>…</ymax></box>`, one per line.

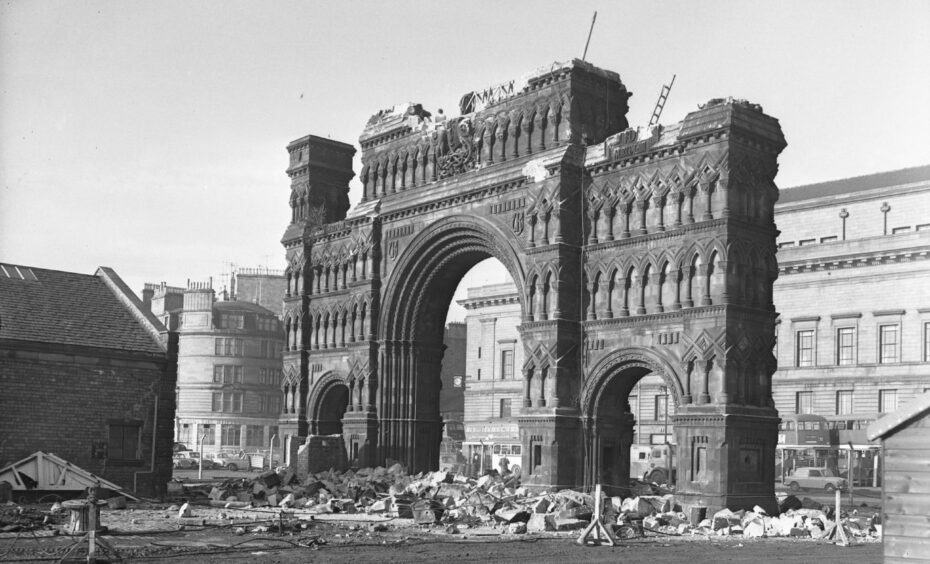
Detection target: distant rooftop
<box><xmin>778</xmin><ymin>164</ymin><xmax>930</xmax><ymax>204</ymax></box>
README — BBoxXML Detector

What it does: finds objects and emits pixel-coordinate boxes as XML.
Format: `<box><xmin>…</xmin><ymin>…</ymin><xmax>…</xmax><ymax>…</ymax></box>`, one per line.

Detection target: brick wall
<box><xmin>0</xmin><ymin>346</ymin><xmax>176</xmax><ymax>497</ymax></box>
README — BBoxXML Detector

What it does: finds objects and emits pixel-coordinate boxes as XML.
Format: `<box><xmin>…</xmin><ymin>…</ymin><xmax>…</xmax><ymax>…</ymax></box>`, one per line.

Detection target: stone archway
<box><xmin>307</xmin><ymin>373</ymin><xmax>349</xmax><ymax>436</ymax></box>
<box><xmin>280</xmin><ymin>60</ymin><xmax>785</xmax><ymax>511</ymax></box>
<box><xmin>376</xmin><ymin>215</ymin><xmax>526</xmax><ymax>471</ymax></box>
<box><xmin>581</xmin><ymin>349</ymin><xmax>683</xmax><ymax>495</ymax></box>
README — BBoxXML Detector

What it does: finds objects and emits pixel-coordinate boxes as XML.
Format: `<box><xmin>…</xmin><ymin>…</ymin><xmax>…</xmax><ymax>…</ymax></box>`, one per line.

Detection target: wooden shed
<box><xmin>868</xmin><ymin>392</ymin><xmax>930</xmax><ymax>563</ymax></box>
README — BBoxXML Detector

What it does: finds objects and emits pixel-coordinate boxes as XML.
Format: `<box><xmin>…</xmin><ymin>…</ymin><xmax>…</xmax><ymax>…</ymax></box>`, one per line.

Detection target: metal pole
<box><xmin>581</xmin><ymin>12</ymin><xmax>597</xmax><ymax>62</ymax></box>
<box><xmin>847</xmin><ymin>442</ymin><xmax>855</xmax><ymax>508</ymax></box>
<box><xmin>198</xmin><ymin>432</ymin><xmax>207</xmax><ymax>480</ymax></box>
<box><xmin>269</xmin><ymin>434</ymin><xmax>277</xmax><ymax>471</ymax></box>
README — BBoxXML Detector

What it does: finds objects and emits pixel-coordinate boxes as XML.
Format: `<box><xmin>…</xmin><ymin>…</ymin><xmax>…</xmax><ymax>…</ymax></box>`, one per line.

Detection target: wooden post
<box><xmin>577</xmin><ymin>484</ymin><xmax>619</xmax><ymax>546</ymax></box>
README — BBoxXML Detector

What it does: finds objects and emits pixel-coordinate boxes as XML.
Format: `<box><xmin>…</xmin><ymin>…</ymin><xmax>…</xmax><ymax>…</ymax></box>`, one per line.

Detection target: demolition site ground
<box><xmin>0</xmin><ymin>465</ymin><xmax>883</xmax><ymax>563</ymax></box>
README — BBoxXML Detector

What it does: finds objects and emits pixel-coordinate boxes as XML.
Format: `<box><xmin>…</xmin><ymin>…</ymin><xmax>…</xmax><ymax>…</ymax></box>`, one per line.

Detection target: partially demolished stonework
<box><xmin>280</xmin><ymin>60</ymin><xmax>786</xmax><ymax>512</ymax></box>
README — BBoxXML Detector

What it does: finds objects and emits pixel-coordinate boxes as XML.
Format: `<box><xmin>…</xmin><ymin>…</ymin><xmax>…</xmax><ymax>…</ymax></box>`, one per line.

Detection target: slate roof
<box><xmin>778</xmin><ymin>164</ymin><xmax>930</xmax><ymax>204</ymax></box>
<box><xmin>0</xmin><ymin>263</ymin><xmax>165</xmax><ymax>355</ymax></box>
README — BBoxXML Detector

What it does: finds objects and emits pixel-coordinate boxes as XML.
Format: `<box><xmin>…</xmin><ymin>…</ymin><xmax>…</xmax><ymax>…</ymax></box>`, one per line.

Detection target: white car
<box><xmin>210</xmin><ymin>452</ymin><xmax>244</xmax><ymax>471</ymax></box>
<box><xmin>786</xmin><ymin>467</ymin><xmax>848</xmax><ymax>492</ymax></box>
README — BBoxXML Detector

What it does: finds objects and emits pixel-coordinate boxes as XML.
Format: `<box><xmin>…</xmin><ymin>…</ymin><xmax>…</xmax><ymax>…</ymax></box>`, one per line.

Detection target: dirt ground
<box><xmin>0</xmin><ymin>503</ymin><xmax>882</xmax><ymax>564</ymax></box>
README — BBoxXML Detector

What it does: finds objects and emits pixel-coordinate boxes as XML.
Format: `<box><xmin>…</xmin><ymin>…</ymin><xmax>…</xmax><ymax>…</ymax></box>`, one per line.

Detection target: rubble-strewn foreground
<box><xmin>0</xmin><ymin>466</ymin><xmax>881</xmax><ymax>561</ymax></box>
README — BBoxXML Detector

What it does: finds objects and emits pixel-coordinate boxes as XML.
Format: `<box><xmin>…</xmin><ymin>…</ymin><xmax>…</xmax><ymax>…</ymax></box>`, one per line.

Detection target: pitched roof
<box><xmin>867</xmin><ymin>391</ymin><xmax>930</xmax><ymax>441</ymax></box>
<box><xmin>0</xmin><ymin>263</ymin><xmax>165</xmax><ymax>355</ymax></box>
<box><xmin>778</xmin><ymin>164</ymin><xmax>930</xmax><ymax>204</ymax></box>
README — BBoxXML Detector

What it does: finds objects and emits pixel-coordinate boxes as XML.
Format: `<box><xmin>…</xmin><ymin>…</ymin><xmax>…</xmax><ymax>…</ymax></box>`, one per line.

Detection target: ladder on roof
<box><xmin>648</xmin><ymin>74</ymin><xmax>676</xmax><ymax>128</ymax></box>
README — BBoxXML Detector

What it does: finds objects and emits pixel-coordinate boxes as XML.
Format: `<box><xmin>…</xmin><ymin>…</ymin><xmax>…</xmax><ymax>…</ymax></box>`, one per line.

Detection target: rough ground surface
<box><xmin>0</xmin><ymin>504</ymin><xmax>882</xmax><ymax>563</ymax></box>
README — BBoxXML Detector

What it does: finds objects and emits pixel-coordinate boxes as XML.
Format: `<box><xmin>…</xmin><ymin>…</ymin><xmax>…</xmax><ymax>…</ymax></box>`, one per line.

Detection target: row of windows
<box><xmin>213</xmin><ymin>365</ymin><xmax>282</xmax><ymax>386</ymax></box>
<box><xmin>627</xmin><ymin>394</ymin><xmax>672</xmax><ymax>420</ymax></box>
<box><xmin>213</xmin><ymin>338</ymin><xmax>282</xmax><ymax>358</ymax></box>
<box><xmin>211</xmin><ymin>392</ymin><xmax>281</xmax><ymax>414</ymax></box>
<box><xmin>178</xmin><ymin>424</ymin><xmax>279</xmax><ymax>447</ymax></box>
<box><xmin>215</xmin><ymin>338</ymin><xmax>244</xmax><ymax>356</ymax></box>
<box><xmin>794</xmin><ymin>388</ymin><xmax>921</xmax><ymax>415</ymax></box>
<box><xmin>213</xmin><ymin>365</ymin><xmax>243</xmax><ymax>384</ymax></box>
<box><xmin>790</xmin><ymin>322</ymin><xmax>930</xmax><ymax>367</ymax></box>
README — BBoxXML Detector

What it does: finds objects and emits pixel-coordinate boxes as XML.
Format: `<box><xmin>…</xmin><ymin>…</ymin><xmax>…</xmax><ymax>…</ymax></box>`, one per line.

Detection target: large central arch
<box><xmin>376</xmin><ymin>215</ymin><xmax>525</xmax><ymax>470</ymax></box>
<box><xmin>280</xmin><ymin>60</ymin><xmax>785</xmax><ymax>513</ymax></box>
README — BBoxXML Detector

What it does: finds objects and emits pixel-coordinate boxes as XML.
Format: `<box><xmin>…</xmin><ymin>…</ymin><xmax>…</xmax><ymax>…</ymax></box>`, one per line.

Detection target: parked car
<box><xmin>785</xmin><ymin>467</ymin><xmax>848</xmax><ymax>492</ymax></box>
<box><xmin>210</xmin><ymin>452</ymin><xmax>245</xmax><ymax>471</ymax></box>
<box><xmin>174</xmin><ymin>451</ymin><xmax>214</xmax><ymax>470</ymax></box>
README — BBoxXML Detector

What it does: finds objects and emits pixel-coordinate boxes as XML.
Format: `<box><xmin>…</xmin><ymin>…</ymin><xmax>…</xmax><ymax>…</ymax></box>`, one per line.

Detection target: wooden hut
<box><xmin>868</xmin><ymin>391</ymin><xmax>930</xmax><ymax>563</ymax></box>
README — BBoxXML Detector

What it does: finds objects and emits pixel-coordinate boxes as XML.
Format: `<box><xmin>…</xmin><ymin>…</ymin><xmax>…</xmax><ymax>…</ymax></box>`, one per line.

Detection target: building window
<box><xmin>879</xmin><ymin>324</ymin><xmax>899</xmax><ymax>364</ymax></box>
<box><xmin>655</xmin><ymin>394</ymin><xmax>668</xmax><ymax>421</ymax></box>
<box><xmin>108</xmin><ymin>423</ymin><xmax>141</xmax><ymax>460</ymax></box>
<box><xmin>499</xmin><ymin>398</ymin><xmax>512</xmax><ymax>418</ymax></box>
<box><xmin>477</xmin><ymin>347</ymin><xmax>482</xmax><ymax>359</ymax></box>
<box><xmin>215</xmin><ymin>338</ymin><xmax>244</xmax><ymax>357</ymax></box>
<box><xmin>477</xmin><ymin>369</ymin><xmax>481</xmax><ymax>381</ymax></box>
<box><xmin>221</xmin><ymin>424</ymin><xmax>241</xmax><ymax>446</ymax></box>
<box><xmin>924</xmin><ymin>322</ymin><xmax>930</xmax><ymax>362</ymax></box>
<box><xmin>214</xmin><ymin>365</ymin><xmax>243</xmax><ymax>384</ymax></box>
<box><xmin>500</xmin><ymin>350</ymin><xmax>513</xmax><ymax>380</ymax></box>
<box><xmin>879</xmin><ymin>389</ymin><xmax>898</xmax><ymax>413</ymax></box>
<box><xmin>796</xmin><ymin>330</ymin><xmax>814</xmax><ymax>367</ymax></box>
<box><xmin>201</xmin><ymin>424</ymin><xmax>215</xmax><ymax>445</ymax></box>
<box><xmin>820</xmin><ymin>236</ymin><xmax>838</xmax><ymax>243</ymax></box>
<box><xmin>221</xmin><ymin>314</ymin><xmax>245</xmax><ymax>329</ymax></box>
<box><xmin>245</xmin><ymin>425</ymin><xmax>263</xmax><ymax>447</ymax></box>
<box><xmin>836</xmin><ymin>327</ymin><xmax>855</xmax><ymax>366</ymax></box>
<box><xmin>628</xmin><ymin>394</ymin><xmax>638</xmax><ymax>416</ymax></box>
<box><xmin>178</xmin><ymin>423</ymin><xmax>191</xmax><ymax>443</ymax></box>
<box><xmin>212</xmin><ymin>392</ymin><xmax>243</xmax><ymax>413</ymax></box>
<box><xmin>836</xmin><ymin>390</ymin><xmax>853</xmax><ymax>415</ymax></box>
<box><xmin>798</xmin><ymin>238</ymin><xmax>816</xmax><ymax>246</ymax></box>
<box><xmin>796</xmin><ymin>391</ymin><xmax>813</xmax><ymax>414</ymax></box>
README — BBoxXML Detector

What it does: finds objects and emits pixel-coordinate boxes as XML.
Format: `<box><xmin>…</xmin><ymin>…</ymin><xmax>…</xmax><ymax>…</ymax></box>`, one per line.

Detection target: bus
<box><xmin>776</xmin><ymin>414</ymin><xmax>832</xmax><ymax>481</ymax></box>
<box><xmin>463</xmin><ymin>441</ymin><xmax>522</xmax><ymax>477</ymax></box>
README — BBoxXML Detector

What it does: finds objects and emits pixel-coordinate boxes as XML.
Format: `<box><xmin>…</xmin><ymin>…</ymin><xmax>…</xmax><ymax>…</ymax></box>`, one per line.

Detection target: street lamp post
<box><xmin>198</xmin><ymin>429</ymin><xmax>208</xmax><ymax>480</ymax></box>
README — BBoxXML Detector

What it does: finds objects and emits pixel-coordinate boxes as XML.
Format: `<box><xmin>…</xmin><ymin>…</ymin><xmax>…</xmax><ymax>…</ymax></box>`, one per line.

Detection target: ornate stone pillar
<box><xmin>700</xmin><ymin>178</ymin><xmax>714</xmax><ymax>221</ymax></box>
<box><xmin>699</xmin><ymin>359</ymin><xmax>711</xmax><ymax>404</ymax></box>
<box><xmin>682</xmin><ymin>266</ymin><xmax>694</xmax><ymax>308</ymax></box>
<box><xmin>637</xmin><ymin>200</ymin><xmax>648</xmax><ymax>235</ymax></box>
<box><xmin>534</xmin><ymin>113</ymin><xmax>547</xmax><ymax>152</ymax></box>
<box><xmin>621</xmin><ymin>203</ymin><xmax>632</xmax><ymax>238</ymax></box>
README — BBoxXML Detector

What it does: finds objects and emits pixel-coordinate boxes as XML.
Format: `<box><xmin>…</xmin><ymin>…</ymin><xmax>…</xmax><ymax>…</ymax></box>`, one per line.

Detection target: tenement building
<box><xmin>0</xmin><ymin>264</ymin><xmax>177</xmax><ymax>497</ymax></box>
<box><xmin>142</xmin><ymin>272</ymin><xmax>285</xmax><ymax>458</ymax></box>
<box><xmin>281</xmin><ymin>58</ymin><xmax>787</xmax><ymax>512</ymax></box>
<box><xmin>772</xmin><ymin>165</ymin><xmax>930</xmax><ymax>448</ymax></box>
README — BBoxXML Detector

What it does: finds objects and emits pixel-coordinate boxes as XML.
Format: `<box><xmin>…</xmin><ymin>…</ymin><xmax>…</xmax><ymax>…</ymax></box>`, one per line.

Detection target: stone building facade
<box><xmin>458</xmin><ymin>284</ymin><xmax>526</xmax><ymax>455</ymax></box>
<box><xmin>772</xmin><ymin>165</ymin><xmax>930</xmax><ymax>440</ymax></box>
<box><xmin>143</xmin><ymin>274</ymin><xmax>285</xmax><ymax>456</ymax></box>
<box><xmin>0</xmin><ymin>264</ymin><xmax>177</xmax><ymax>497</ymax></box>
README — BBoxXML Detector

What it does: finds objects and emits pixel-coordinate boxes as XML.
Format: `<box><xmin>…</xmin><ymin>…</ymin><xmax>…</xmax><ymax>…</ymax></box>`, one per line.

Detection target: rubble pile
<box><xmin>176</xmin><ymin>467</ymin><xmax>880</xmax><ymax>542</ymax></box>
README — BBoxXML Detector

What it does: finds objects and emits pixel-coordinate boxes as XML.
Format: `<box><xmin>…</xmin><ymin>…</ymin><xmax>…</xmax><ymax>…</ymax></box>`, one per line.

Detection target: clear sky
<box><xmin>1</xmin><ymin>1</ymin><xmax>928</xmax><ymax>321</ymax></box>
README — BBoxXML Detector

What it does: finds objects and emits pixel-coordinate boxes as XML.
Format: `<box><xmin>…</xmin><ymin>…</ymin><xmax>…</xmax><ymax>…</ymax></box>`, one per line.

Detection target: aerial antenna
<box><xmin>582</xmin><ymin>11</ymin><xmax>597</xmax><ymax>62</ymax></box>
<box><xmin>648</xmin><ymin>74</ymin><xmax>676</xmax><ymax>127</ymax></box>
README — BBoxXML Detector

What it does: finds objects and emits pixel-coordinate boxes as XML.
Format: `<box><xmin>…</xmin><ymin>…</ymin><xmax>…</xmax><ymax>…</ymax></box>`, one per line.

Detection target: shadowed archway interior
<box><xmin>377</xmin><ymin>218</ymin><xmax>524</xmax><ymax>471</ymax></box>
